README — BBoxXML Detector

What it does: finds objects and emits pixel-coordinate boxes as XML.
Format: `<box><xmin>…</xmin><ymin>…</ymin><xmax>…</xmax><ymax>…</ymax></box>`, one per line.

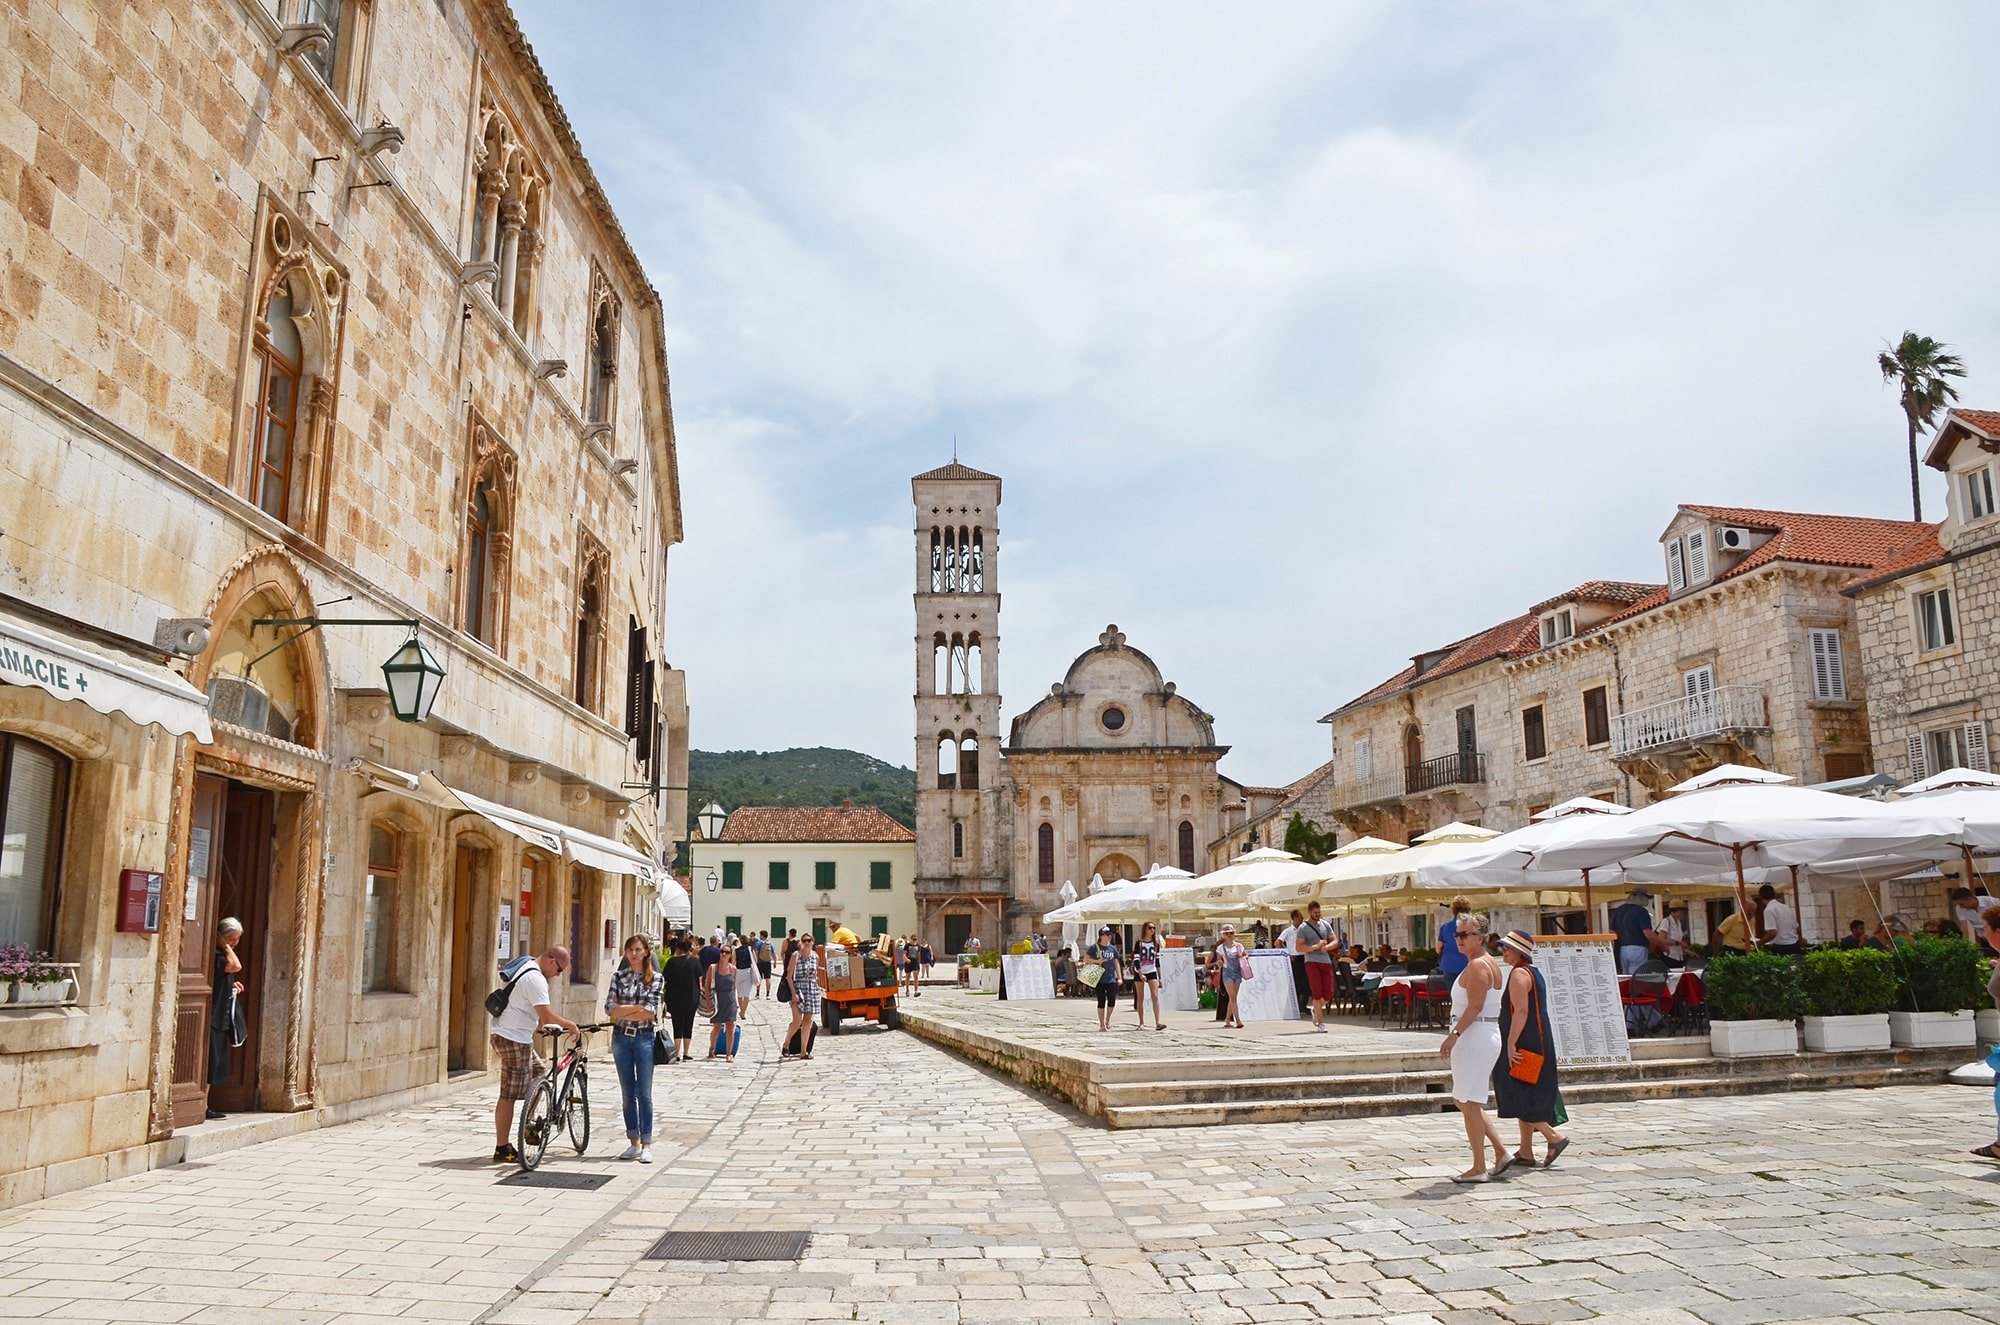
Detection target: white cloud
<box><xmin>520</xmin><ymin>0</ymin><xmax>2000</xmax><ymax>786</ymax></box>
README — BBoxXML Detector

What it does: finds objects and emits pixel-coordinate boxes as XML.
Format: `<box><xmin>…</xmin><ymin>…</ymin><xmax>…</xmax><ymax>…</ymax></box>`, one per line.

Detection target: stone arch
<box><xmin>1093</xmin><ymin>853</ymin><xmax>1141</xmax><ymax>884</ymax></box>
<box><xmin>193</xmin><ymin>544</ymin><xmax>330</xmax><ymax>752</ymax></box>
<box><xmin>243</xmin><ymin>205</ymin><xmax>347</xmax><ymax>537</ymax></box>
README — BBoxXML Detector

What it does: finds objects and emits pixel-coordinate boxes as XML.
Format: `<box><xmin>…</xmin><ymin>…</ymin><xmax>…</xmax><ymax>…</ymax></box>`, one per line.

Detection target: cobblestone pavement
<box><xmin>1</xmin><ymin>996</ymin><xmax>1997</xmax><ymax>1324</ymax></box>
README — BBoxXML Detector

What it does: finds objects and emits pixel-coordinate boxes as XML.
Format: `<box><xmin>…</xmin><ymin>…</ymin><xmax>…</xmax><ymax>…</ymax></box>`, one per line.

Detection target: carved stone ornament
<box><xmin>1061</xmin><ymin>787</ymin><xmax>1078</xmax><ymax>806</ymax></box>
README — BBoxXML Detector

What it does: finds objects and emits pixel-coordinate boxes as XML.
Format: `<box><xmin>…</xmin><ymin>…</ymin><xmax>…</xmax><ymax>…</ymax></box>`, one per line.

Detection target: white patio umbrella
<box><xmin>1042</xmin><ymin>864</ymin><xmax>1200</xmax><ymax>925</ymax></box>
<box><xmin>1056</xmin><ymin>879</ymin><xmax>1081</xmax><ymax>954</ymax></box>
<box><xmin>1890</xmin><ymin>768</ymin><xmax>2000</xmax><ymax>890</ymax></box>
<box><xmin>1531</xmin><ymin>765</ymin><xmax>1963</xmax><ymax>925</ymax></box>
<box><xmin>1148</xmin><ymin>847</ymin><xmax>1322</xmax><ymax>915</ymax></box>
<box><xmin>1309</xmin><ymin>823</ymin><xmax>1506</xmax><ymax>907</ymax></box>
<box><xmin>1246</xmin><ymin>836</ymin><xmax>1406</xmax><ymax>909</ymax></box>
<box><xmin>1415</xmin><ymin>800</ymin><xmax>1633</xmax><ymax>911</ymax></box>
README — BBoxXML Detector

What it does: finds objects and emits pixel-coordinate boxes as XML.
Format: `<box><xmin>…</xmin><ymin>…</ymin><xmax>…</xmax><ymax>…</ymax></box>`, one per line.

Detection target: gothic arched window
<box><xmin>250</xmin><ymin>283</ymin><xmax>304</xmax><ymax>522</ymax></box>
<box><xmin>460</xmin><ymin>422</ymin><xmax>517</xmax><ymax>650</ymax></box>
<box><xmin>970</xmin><ymin>529</ymin><xmax>985</xmax><ymax>591</ymax></box>
<box><xmin>1178</xmin><ymin>821</ymin><xmax>1196</xmax><ymax>874</ymax></box>
<box><xmin>573</xmin><ymin>538</ymin><xmax>609</xmax><ymax>711</ymax></box>
<box><xmin>936</xmin><ymin>734</ymin><xmax>957</xmax><ymax>789</ymax></box>
<box><xmin>586</xmin><ymin>295</ymin><xmax>617</xmax><ymax>423</ymax></box>
<box><xmin>952</xmin><ymin>821</ymin><xmax>964</xmax><ymax>858</ymax></box>
<box><xmin>930</xmin><ymin>528</ymin><xmax>943</xmax><ymax>591</ymax></box>
<box><xmin>1037</xmin><ymin>822</ymin><xmax>1054</xmax><ymax>885</ymax></box>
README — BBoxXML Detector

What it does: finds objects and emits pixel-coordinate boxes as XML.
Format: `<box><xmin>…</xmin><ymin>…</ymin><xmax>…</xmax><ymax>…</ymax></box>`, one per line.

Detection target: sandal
<box><xmin>1970</xmin><ymin>1142</ymin><xmax>2000</xmax><ymax>1160</ymax></box>
<box><xmin>1513</xmin><ymin>1151</ymin><xmax>1537</xmax><ymax>1168</ymax></box>
<box><xmin>1545</xmin><ymin>1136</ymin><xmax>1571</xmax><ymax>1168</ymax></box>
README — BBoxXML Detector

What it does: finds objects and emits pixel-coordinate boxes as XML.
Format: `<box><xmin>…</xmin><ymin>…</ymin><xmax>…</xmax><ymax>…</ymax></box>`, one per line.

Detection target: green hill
<box><xmin>689</xmin><ymin>748</ymin><xmax>916</xmax><ymax>829</ymax></box>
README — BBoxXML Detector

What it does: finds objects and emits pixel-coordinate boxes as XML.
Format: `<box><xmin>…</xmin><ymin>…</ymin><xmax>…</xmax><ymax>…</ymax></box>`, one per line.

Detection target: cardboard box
<box><xmin>823</xmin><ymin>945</ymin><xmax>864</xmax><ymax>991</ymax></box>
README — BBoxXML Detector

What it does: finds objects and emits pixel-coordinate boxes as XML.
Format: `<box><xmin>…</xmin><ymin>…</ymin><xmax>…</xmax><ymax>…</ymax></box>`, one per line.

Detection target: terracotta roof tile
<box><xmin>1842</xmin><ymin>527</ymin><xmax>1949</xmax><ymax>592</ymax></box>
<box><xmin>1328</xmin><ymin>613</ymin><xmax>1540</xmax><ymax>716</ymax></box>
<box><xmin>1949</xmin><ymin>409</ymin><xmax>2000</xmax><ymax>436</ymax></box>
<box><xmin>1924</xmin><ymin>409</ymin><xmax>2000</xmax><ymax>469</ymax></box>
<box><xmin>718</xmin><ymin>804</ymin><xmax>916</xmax><ymax>844</ymax></box>
<box><xmin>1528</xmin><ymin>579</ymin><xmax>1666</xmax><ymax>616</ymax></box>
<box><xmin>1279</xmin><ymin>756</ymin><xmax>1341</xmax><ymax>803</ymax></box>
<box><xmin>1679</xmin><ymin>505</ymin><xmax>1935</xmax><ymax>579</ymax></box>
<box><xmin>913</xmin><ymin>461</ymin><xmax>1001</xmax><ymax>483</ymax></box>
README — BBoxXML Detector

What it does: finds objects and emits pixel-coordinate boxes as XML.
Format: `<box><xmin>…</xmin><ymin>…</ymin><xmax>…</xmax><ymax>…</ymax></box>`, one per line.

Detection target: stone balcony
<box><xmin>1611</xmin><ymin>686</ymin><xmax>1769</xmax><ymax>758</ymax></box>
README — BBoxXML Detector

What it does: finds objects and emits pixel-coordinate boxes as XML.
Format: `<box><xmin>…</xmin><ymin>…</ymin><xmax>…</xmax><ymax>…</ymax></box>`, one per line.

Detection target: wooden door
<box><xmin>943</xmin><ymin>914</ymin><xmax>971</xmax><ymax>954</ymax></box>
<box><xmin>210</xmin><ymin>783</ymin><xmax>274</xmax><ymax>1112</ymax></box>
<box><xmin>171</xmin><ymin>776</ymin><xmax>226</xmax><ymax>1127</ymax></box>
<box><xmin>448</xmin><ymin>846</ymin><xmax>474</xmax><ymax>1071</ymax></box>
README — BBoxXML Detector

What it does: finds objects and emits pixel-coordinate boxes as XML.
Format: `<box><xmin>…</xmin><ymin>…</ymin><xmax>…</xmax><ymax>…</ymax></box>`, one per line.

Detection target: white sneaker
<box><xmin>619</xmin><ymin>1144</ymin><xmax>640</xmax><ymax>1160</ymax></box>
<box><xmin>638</xmin><ymin>1147</ymin><xmax>653</xmax><ymax>1163</ymax></box>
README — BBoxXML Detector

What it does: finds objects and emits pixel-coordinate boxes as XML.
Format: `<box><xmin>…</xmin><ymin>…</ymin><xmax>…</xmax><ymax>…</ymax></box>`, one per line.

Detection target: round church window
<box><xmin>1101</xmin><ymin>706</ymin><xmax>1126</xmax><ymax>732</ymax></box>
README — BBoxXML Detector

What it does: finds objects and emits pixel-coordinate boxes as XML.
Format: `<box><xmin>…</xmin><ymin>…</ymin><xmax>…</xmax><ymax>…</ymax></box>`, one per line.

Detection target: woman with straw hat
<box><xmin>1439</xmin><ymin>913</ymin><xmax>1514</xmax><ymax>1182</ymax></box>
<box><xmin>1494</xmin><ymin>928</ymin><xmax>1570</xmax><ymax>1169</ymax></box>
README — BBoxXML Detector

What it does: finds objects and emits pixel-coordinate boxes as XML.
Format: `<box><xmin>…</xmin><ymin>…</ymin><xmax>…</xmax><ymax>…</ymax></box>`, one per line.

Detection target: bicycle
<box><xmin>517</xmin><ymin>1022</ymin><xmax>608</xmax><ymax>1171</ymax></box>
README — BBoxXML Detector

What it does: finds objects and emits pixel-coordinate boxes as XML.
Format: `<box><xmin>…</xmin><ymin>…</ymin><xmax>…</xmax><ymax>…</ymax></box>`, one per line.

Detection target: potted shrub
<box><xmin>0</xmin><ymin>944</ymin><xmax>75</xmax><ymax>1007</ymax></box>
<box><xmin>1704</xmin><ymin>952</ymin><xmax>1806</xmax><ymax>1057</ymax></box>
<box><xmin>969</xmin><ymin>948</ymin><xmax>1003</xmax><ymax>993</ymax></box>
<box><xmin>1889</xmin><ymin>933</ymin><xmax>1982</xmax><ymax>1048</ymax></box>
<box><xmin>1799</xmin><ymin>947</ymin><xmax>1895</xmax><ymax>1052</ymax></box>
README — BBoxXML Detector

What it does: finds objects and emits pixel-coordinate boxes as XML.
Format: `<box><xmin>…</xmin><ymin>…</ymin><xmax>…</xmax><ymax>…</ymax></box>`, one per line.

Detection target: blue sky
<box><xmin>514</xmin><ymin>1</ymin><xmax>2000</xmax><ymax>788</ymax></box>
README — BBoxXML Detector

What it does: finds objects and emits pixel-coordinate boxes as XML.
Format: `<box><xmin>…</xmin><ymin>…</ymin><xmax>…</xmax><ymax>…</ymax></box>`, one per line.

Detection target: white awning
<box><xmin>350</xmin><ymin>762</ymin><xmax>663</xmax><ymax>883</ymax></box>
<box><xmin>654</xmin><ymin>877</ymin><xmax>691</xmax><ymax>926</ymax></box>
<box><xmin>0</xmin><ymin>605</ymin><xmax>212</xmax><ymax>742</ymax></box>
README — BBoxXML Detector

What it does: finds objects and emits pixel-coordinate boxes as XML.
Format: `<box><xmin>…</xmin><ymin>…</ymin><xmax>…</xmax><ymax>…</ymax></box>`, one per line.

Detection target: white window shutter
<box><xmin>1906</xmin><ymin>732</ymin><xmax>1928</xmax><ymax>780</ymax></box>
<box><xmin>1667</xmin><ymin>538</ymin><xmax>1686</xmax><ymax>591</ymax></box>
<box><xmin>1808</xmin><ymin>629</ymin><xmax>1845</xmax><ymax>701</ymax></box>
<box><xmin>1687</xmin><ymin>530</ymin><xmax>1709</xmax><ymax>583</ymax></box>
<box><xmin>1966</xmin><ymin>721</ymin><xmax>1990</xmax><ymax>774</ymax></box>
<box><xmin>1684</xmin><ymin>665</ymin><xmax>1714</xmax><ymax>700</ymax></box>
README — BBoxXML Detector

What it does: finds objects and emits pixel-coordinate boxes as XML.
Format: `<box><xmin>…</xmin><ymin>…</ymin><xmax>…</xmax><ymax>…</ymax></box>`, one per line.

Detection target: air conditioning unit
<box><xmin>1718</xmin><ymin>526</ymin><xmax>1758</xmax><ymax>551</ymax></box>
<box><xmin>205</xmin><ymin>673</ymin><xmax>290</xmax><ymax>741</ymax></box>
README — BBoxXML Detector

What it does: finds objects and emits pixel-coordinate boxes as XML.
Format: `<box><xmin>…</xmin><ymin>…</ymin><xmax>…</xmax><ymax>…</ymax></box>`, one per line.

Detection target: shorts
<box><xmin>1096</xmin><ymin>980</ymin><xmax>1120</xmax><ymax>1009</ymax></box>
<box><xmin>757</xmin><ymin>961</ymin><xmax>773</xmax><ymax>978</ymax></box>
<box><xmin>491</xmin><ymin>1034</ymin><xmax>541</xmax><ymax>1101</ymax></box>
<box><xmin>1306</xmin><ymin>962</ymin><xmax>1335</xmax><ymax>1002</ymax></box>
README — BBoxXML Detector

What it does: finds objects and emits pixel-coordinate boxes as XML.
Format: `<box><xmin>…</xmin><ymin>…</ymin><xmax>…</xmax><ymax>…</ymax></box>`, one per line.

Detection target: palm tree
<box><xmin>1878</xmin><ymin>332</ymin><xmax>1966</xmax><ymax>522</ymax></box>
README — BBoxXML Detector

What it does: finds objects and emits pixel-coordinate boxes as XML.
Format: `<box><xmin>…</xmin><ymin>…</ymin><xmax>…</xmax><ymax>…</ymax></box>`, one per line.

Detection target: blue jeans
<box><xmin>610</xmin><ymin>1030</ymin><xmax>655</xmax><ymax>1142</ymax></box>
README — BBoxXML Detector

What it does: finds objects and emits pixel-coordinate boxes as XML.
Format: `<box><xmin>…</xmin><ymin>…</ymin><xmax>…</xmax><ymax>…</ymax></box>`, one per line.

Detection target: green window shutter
<box><xmin>769</xmin><ymin>861</ymin><xmax>789</xmax><ymax>890</ymax></box>
<box><xmin>721</xmin><ymin>861</ymin><xmax>743</xmax><ymax>890</ymax></box>
<box><xmin>771</xmin><ymin>916</ymin><xmax>787</xmax><ymax>936</ymax></box>
<box><xmin>724</xmin><ymin>915</ymin><xmax>742</xmax><ymax>936</ymax></box>
<box><xmin>812</xmin><ymin>918</ymin><xmax>827</xmax><ymax>945</ymax></box>
<box><xmin>870</xmin><ymin>915</ymin><xmax>889</xmax><ymax>936</ymax></box>
<box><xmin>870</xmin><ymin>861</ymin><xmax>892</xmax><ymax>890</ymax></box>
<box><xmin>815</xmin><ymin>861</ymin><xmax>836</xmax><ymax>890</ymax></box>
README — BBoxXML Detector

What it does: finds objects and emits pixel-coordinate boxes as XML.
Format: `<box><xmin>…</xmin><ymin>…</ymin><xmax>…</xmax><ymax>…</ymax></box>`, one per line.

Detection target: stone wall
<box><xmin>0</xmin><ymin>0</ymin><xmax>684</xmax><ymax>1206</ymax></box>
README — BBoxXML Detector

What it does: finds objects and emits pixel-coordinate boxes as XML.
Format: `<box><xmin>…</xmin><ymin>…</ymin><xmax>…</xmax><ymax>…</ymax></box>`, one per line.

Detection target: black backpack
<box><xmin>485</xmin><ymin>955</ymin><xmax>535</xmax><ymax>1017</ymax></box>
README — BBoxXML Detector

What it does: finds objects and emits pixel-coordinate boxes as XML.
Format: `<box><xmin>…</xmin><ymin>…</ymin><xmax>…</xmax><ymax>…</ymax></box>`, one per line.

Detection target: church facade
<box><xmin>911</xmin><ymin>464</ymin><xmax>1229</xmax><ymax>952</ymax></box>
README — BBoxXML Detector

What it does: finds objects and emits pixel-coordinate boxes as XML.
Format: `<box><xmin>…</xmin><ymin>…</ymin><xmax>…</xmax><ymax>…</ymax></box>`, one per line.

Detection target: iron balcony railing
<box><xmin>1611</xmin><ymin>685</ymin><xmax>1769</xmax><ymax>758</ymax></box>
<box><xmin>1404</xmin><ymin>750</ymin><xmax>1487</xmax><ymax>795</ymax></box>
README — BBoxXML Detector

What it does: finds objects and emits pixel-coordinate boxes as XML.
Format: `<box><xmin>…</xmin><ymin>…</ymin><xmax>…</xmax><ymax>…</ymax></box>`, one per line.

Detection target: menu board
<box><xmin>1000</xmin><ymin>954</ymin><xmax>1056</xmax><ymax>1001</ymax></box>
<box><xmin>1233</xmin><ymin>950</ymin><xmax>1301</xmax><ymax>1022</ymax></box>
<box><xmin>1534</xmin><ymin>936</ymin><xmax>1631</xmax><ymax>1067</ymax></box>
<box><xmin>1157</xmin><ymin>948</ymin><xmax>1200</xmax><ymax>1012</ymax></box>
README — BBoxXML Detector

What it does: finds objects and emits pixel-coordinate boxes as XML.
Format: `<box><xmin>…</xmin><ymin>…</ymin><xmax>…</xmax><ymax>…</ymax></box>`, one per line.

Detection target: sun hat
<box><xmin>1497</xmin><ymin>929</ymin><xmax>1535</xmax><ymax>960</ymax></box>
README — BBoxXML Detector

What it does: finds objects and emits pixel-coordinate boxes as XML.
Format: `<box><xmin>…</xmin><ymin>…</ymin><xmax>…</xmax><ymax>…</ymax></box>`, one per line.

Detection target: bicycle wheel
<box><xmin>565</xmin><ymin>1067</ymin><xmax>590</xmax><ymax>1154</ymax></box>
<box><xmin>517</xmin><ymin>1076</ymin><xmax>557</xmax><ymax>1171</ymax></box>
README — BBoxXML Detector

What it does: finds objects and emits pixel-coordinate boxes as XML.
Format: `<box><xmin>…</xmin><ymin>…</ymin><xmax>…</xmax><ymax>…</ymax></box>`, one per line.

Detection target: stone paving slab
<box><xmin>1</xmin><ymin>995</ymin><xmax>1998</xmax><ymax>1323</ymax></box>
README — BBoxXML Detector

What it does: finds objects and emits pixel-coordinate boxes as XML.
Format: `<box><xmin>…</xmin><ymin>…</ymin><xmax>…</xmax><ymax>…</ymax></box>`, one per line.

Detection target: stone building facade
<box><xmin>688</xmin><ymin>806</ymin><xmax>919</xmax><ymax>947</ymax></box>
<box><xmin>1848</xmin><ymin>409</ymin><xmax>1997</xmax><ymax>912</ymax></box>
<box><xmin>910</xmin><ymin>465</ymin><xmax>1230</xmax><ymax>951</ymax></box>
<box><xmin>0</xmin><ymin>0</ymin><xmax>688</xmax><ymax>1206</ymax></box>
<box><xmin>1319</xmin><ymin>504</ymin><xmax>1934</xmax><ymax>947</ymax></box>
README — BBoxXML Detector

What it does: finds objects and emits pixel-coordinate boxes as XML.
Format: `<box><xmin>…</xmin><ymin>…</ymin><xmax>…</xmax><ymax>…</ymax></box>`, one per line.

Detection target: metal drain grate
<box><xmin>645</xmin><ymin>1230</ymin><xmax>811</xmax><ymax>1262</ymax></box>
<box><xmin>498</xmin><ymin>1170</ymin><xmax>613</xmax><ymax>1191</ymax></box>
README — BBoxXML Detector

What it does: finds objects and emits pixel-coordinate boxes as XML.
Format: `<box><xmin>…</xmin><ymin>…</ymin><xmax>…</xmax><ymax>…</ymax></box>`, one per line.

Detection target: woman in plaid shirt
<box><xmin>604</xmin><ymin>934</ymin><xmax>665</xmax><ymax>1162</ymax></box>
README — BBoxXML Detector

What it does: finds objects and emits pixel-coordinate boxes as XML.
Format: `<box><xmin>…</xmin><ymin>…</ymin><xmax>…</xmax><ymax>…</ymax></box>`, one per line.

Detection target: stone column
<box><xmin>496</xmin><ymin>199</ymin><xmax>525</xmax><ymax>322</ymax></box>
<box><xmin>475</xmin><ymin>164</ymin><xmax>504</xmax><ymax>274</ymax></box>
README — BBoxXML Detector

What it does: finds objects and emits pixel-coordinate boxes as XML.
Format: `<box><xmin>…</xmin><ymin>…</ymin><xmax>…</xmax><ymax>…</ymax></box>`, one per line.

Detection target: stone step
<box><xmin>1075</xmin><ymin>1033</ymin><xmax>1710</xmax><ymax>1086</ymax></box>
<box><xmin>1098</xmin><ymin>1053</ymin><xmax>1964</xmax><ymax>1128</ymax></box>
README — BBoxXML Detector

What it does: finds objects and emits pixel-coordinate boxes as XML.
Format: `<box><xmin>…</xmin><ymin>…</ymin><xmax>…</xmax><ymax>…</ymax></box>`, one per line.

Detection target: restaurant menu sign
<box><xmin>1536</xmin><ymin>936</ymin><xmax>1631</xmax><ymax>1067</ymax></box>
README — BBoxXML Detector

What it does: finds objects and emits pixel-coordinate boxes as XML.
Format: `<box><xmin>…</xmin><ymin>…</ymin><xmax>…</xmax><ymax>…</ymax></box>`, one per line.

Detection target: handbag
<box><xmin>1078</xmin><ymin>963</ymin><xmax>1104</xmax><ymax>988</ymax></box>
<box><xmin>776</xmin><ymin>976</ymin><xmax>793</xmax><ymax>1004</ymax></box>
<box><xmin>654</xmin><ymin>1027</ymin><xmax>675</xmax><ymax>1062</ymax></box>
<box><xmin>1508</xmin><ymin>1048</ymin><xmax>1545</xmax><ymax>1083</ymax></box>
<box><xmin>699</xmin><ymin>985</ymin><xmax>716</xmax><ymax>1018</ymax></box>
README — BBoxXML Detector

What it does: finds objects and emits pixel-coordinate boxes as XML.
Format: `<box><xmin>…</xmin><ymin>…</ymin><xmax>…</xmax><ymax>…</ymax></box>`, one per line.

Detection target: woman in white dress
<box><xmin>1438</xmin><ymin>912</ymin><xmax>1515</xmax><ymax>1183</ymax></box>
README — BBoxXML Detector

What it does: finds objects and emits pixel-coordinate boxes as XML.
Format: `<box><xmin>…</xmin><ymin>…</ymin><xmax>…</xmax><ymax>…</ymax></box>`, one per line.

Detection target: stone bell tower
<box><xmin>912</xmin><ymin>461</ymin><xmax>1010</xmax><ymax>953</ymax></box>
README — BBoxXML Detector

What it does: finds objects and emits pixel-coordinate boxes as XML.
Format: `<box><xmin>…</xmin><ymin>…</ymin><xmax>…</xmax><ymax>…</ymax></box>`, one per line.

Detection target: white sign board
<box><xmin>1157</xmin><ymin>948</ymin><xmax>1200</xmax><ymax>1012</ymax></box>
<box><xmin>1000</xmin><ymin>954</ymin><xmax>1056</xmax><ymax>1001</ymax></box>
<box><xmin>1232</xmin><ymin>949</ymin><xmax>1300</xmax><ymax>1022</ymax></box>
<box><xmin>1535</xmin><ymin>936</ymin><xmax>1631</xmax><ymax>1066</ymax></box>
<box><xmin>497</xmin><ymin>902</ymin><xmax>514</xmax><ymax>961</ymax></box>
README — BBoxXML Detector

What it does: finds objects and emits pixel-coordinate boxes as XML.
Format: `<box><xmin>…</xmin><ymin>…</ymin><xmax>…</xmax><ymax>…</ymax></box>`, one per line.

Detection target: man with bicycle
<box><xmin>491</xmin><ymin>946</ymin><xmax>579</xmax><ymax>1164</ymax></box>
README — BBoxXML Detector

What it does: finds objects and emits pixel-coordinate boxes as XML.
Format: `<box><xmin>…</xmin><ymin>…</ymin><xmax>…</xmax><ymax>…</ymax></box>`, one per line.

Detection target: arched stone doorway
<box><xmin>158</xmin><ymin>546</ymin><xmax>331</xmax><ymax>1132</ymax></box>
<box><xmin>1093</xmin><ymin>853</ymin><xmax>1142</xmax><ymax>883</ymax></box>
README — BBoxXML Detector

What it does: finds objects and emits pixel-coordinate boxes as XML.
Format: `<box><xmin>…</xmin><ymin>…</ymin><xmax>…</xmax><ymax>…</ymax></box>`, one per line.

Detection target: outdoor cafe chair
<box><xmin>1622</xmin><ymin>972</ymin><xmax>1672</xmax><ymax>1035</ymax></box>
<box><xmin>1409</xmin><ymin>971</ymin><xmax>1451</xmax><ymax>1029</ymax></box>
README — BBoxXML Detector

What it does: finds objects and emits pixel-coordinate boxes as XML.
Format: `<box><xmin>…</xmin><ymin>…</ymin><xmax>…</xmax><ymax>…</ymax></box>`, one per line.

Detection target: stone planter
<box><xmin>1801</xmin><ymin>1013</ymin><xmax>1891</xmax><ymax>1053</ymax></box>
<box><xmin>969</xmin><ymin>966</ymin><xmax>999</xmax><ymax>994</ymax></box>
<box><xmin>1710</xmin><ymin>1018</ymin><xmax>1798</xmax><ymax>1058</ymax></box>
<box><xmin>1977</xmin><ymin>1008</ymin><xmax>1999</xmax><ymax>1044</ymax></box>
<box><xmin>7</xmin><ymin>979</ymin><xmax>74</xmax><ymax>1007</ymax></box>
<box><xmin>1888</xmin><ymin>1009</ymin><xmax>1976</xmax><ymax>1049</ymax></box>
